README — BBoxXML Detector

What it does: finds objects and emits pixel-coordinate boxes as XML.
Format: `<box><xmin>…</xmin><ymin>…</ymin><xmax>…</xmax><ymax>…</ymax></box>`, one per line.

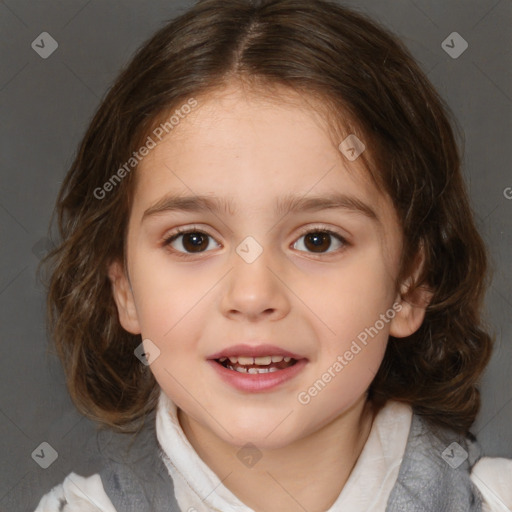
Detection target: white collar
<box><xmin>155</xmin><ymin>390</ymin><xmax>413</xmax><ymax>512</ymax></box>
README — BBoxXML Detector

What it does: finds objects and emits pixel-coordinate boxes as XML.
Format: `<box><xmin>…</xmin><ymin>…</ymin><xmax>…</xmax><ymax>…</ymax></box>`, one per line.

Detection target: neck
<box><xmin>178</xmin><ymin>396</ymin><xmax>375</xmax><ymax>512</ymax></box>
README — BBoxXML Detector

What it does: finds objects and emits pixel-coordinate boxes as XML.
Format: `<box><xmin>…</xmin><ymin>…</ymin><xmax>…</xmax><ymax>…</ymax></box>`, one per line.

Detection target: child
<box><xmin>36</xmin><ymin>0</ymin><xmax>511</xmax><ymax>510</ymax></box>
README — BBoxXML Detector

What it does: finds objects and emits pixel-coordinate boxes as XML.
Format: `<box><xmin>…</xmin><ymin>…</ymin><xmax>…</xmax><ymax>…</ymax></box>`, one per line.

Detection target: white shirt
<box><xmin>35</xmin><ymin>390</ymin><xmax>512</xmax><ymax>512</ymax></box>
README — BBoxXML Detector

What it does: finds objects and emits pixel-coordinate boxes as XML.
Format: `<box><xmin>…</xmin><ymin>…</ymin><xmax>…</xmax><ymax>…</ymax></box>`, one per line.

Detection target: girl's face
<box><xmin>109</xmin><ymin>84</ymin><xmax>426</xmax><ymax>449</ymax></box>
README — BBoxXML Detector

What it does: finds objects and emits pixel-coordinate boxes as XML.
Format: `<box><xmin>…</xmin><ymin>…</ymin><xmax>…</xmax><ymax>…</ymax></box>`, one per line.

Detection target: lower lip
<box><xmin>207</xmin><ymin>359</ymin><xmax>308</xmax><ymax>392</ymax></box>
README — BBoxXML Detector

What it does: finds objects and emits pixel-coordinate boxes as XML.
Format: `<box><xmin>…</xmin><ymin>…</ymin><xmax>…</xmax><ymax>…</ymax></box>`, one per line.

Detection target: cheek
<box><xmin>127</xmin><ymin>258</ymin><xmax>217</xmax><ymax>407</ymax></box>
<box><xmin>292</xmin><ymin>287</ymin><xmax>390</xmax><ymax>434</ymax></box>
<box><xmin>297</xmin><ymin>339</ymin><xmax>386</xmax><ymax>426</ymax></box>
<box><xmin>296</xmin><ymin>251</ymin><xmax>397</xmax><ymax>344</ymax></box>
<box><xmin>317</xmin><ymin>323</ymin><xmax>389</xmax><ymax>398</ymax></box>
<box><xmin>129</xmin><ymin>248</ymin><xmax>213</xmax><ymax>338</ymax></box>
<box><xmin>134</xmin><ymin>285</ymin><xmax>214</xmax><ymax>414</ymax></box>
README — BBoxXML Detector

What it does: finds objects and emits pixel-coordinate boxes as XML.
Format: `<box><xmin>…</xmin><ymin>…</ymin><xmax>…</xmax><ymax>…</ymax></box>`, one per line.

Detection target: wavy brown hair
<box><xmin>39</xmin><ymin>0</ymin><xmax>493</xmax><ymax>435</ymax></box>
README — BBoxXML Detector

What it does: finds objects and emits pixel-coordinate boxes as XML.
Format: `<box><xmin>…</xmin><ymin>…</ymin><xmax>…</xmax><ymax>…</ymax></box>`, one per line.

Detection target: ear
<box><xmin>108</xmin><ymin>259</ymin><xmax>141</xmax><ymax>335</ymax></box>
<box><xmin>389</xmin><ymin>246</ymin><xmax>433</xmax><ymax>338</ymax></box>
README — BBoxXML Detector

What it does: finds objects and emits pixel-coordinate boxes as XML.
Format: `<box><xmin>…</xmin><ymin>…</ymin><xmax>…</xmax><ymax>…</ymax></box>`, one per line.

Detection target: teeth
<box><xmin>254</xmin><ymin>356</ymin><xmax>272</xmax><ymax>365</ymax></box>
<box><xmin>244</xmin><ymin>366</ymin><xmax>279</xmax><ymax>374</ymax></box>
<box><xmin>233</xmin><ymin>365</ymin><xmax>277</xmax><ymax>374</ymax></box>
<box><xmin>221</xmin><ymin>355</ymin><xmax>293</xmax><ymax>365</ymax></box>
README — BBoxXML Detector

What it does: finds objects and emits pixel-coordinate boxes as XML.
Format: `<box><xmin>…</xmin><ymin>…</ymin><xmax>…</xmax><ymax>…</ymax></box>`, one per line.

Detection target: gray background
<box><xmin>1</xmin><ymin>0</ymin><xmax>511</xmax><ymax>510</ymax></box>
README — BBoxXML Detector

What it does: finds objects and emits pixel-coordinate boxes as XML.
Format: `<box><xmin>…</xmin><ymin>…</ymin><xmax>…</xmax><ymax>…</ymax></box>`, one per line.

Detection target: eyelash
<box><xmin>161</xmin><ymin>224</ymin><xmax>349</xmax><ymax>258</ymax></box>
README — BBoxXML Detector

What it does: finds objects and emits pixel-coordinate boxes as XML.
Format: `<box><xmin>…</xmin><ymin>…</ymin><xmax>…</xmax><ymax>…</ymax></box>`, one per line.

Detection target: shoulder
<box><xmin>34</xmin><ymin>472</ymin><xmax>117</xmax><ymax>512</ymax></box>
<box><xmin>402</xmin><ymin>411</ymin><xmax>512</xmax><ymax>511</ymax></box>
<box><xmin>33</xmin><ymin>409</ymin><xmax>179</xmax><ymax>512</ymax></box>
<box><xmin>471</xmin><ymin>456</ymin><xmax>512</xmax><ymax>512</ymax></box>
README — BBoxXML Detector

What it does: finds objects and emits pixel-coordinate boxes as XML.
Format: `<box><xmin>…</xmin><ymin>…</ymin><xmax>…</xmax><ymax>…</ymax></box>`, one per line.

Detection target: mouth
<box><xmin>207</xmin><ymin>344</ymin><xmax>308</xmax><ymax>392</ymax></box>
<box><xmin>215</xmin><ymin>355</ymin><xmax>298</xmax><ymax>374</ymax></box>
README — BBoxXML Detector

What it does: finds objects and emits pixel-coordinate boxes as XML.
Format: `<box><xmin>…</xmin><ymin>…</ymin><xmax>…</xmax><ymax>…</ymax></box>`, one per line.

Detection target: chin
<box><xmin>228</xmin><ymin>431</ymin><xmax>298</xmax><ymax>451</ymax></box>
<box><xmin>212</xmin><ymin>415</ymin><xmax>308</xmax><ymax>450</ymax></box>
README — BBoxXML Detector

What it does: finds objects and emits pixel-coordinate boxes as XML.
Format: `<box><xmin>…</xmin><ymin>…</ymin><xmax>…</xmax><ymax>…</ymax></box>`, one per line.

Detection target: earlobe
<box><xmin>389</xmin><ymin>284</ymin><xmax>432</xmax><ymax>338</ymax></box>
<box><xmin>107</xmin><ymin>260</ymin><xmax>141</xmax><ymax>335</ymax></box>
<box><xmin>390</xmin><ymin>246</ymin><xmax>433</xmax><ymax>338</ymax></box>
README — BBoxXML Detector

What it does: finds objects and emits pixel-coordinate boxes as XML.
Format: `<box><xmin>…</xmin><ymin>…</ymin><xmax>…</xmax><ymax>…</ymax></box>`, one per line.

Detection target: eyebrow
<box><xmin>141</xmin><ymin>192</ymin><xmax>379</xmax><ymax>223</ymax></box>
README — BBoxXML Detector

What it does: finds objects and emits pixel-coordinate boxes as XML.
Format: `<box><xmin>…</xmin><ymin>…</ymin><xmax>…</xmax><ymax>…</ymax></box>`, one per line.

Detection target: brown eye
<box><xmin>305</xmin><ymin>232</ymin><xmax>331</xmax><ymax>252</ymax></box>
<box><xmin>165</xmin><ymin>230</ymin><xmax>220</xmax><ymax>254</ymax></box>
<box><xmin>181</xmin><ymin>232</ymin><xmax>209</xmax><ymax>252</ymax></box>
<box><xmin>293</xmin><ymin>230</ymin><xmax>345</xmax><ymax>254</ymax></box>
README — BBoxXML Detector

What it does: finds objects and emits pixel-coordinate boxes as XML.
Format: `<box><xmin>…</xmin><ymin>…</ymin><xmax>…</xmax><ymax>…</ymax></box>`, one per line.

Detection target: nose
<box><xmin>220</xmin><ymin>245</ymin><xmax>291</xmax><ymax>322</ymax></box>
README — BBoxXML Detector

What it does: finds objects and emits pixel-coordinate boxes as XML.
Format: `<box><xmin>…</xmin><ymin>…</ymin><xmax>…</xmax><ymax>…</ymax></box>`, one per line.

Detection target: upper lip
<box><xmin>207</xmin><ymin>343</ymin><xmax>306</xmax><ymax>360</ymax></box>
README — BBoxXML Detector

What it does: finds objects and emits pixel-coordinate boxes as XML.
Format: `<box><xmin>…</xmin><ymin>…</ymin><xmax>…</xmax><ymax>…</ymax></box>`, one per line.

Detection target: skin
<box><xmin>109</xmin><ymin>82</ymin><xmax>430</xmax><ymax>511</ymax></box>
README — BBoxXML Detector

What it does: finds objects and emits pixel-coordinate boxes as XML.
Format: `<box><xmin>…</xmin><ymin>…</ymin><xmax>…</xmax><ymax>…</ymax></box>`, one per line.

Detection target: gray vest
<box><xmin>97</xmin><ymin>410</ymin><xmax>483</xmax><ymax>511</ymax></box>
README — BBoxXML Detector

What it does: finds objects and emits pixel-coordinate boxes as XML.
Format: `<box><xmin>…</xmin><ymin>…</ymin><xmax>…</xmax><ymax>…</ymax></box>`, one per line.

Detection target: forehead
<box><xmin>132</xmin><ymin>83</ymin><xmax>393</xmax><ymax>222</ymax></box>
